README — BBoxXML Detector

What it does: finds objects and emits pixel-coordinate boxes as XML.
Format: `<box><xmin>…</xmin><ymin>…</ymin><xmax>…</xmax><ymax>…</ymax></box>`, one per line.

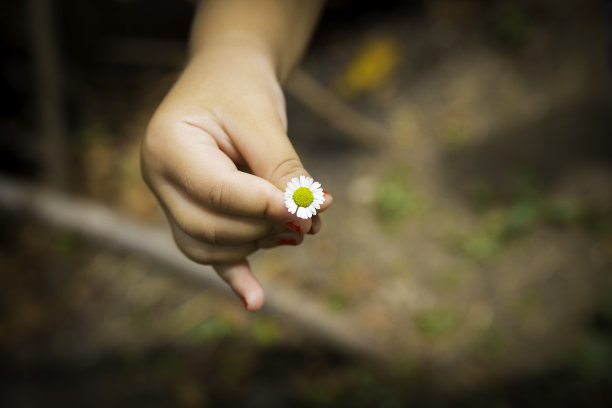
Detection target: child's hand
<box><xmin>141</xmin><ymin>39</ymin><xmax>332</xmax><ymax>311</ymax></box>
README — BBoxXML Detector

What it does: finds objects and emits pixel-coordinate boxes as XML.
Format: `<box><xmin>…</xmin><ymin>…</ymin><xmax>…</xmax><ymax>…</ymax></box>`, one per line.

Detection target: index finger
<box><xmin>161</xmin><ymin>140</ymin><xmax>301</xmax><ymax>221</ymax></box>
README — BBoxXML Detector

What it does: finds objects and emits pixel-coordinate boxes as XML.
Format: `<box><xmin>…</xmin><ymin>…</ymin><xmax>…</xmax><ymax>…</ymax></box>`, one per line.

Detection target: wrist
<box><xmin>189</xmin><ymin>32</ymin><xmax>281</xmax><ymax>81</ymax></box>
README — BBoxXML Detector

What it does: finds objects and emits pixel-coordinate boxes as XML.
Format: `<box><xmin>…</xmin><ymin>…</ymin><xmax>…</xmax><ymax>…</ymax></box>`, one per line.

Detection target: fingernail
<box><xmin>278</xmin><ymin>237</ymin><xmax>298</xmax><ymax>246</ymax></box>
<box><xmin>285</xmin><ymin>221</ymin><xmax>302</xmax><ymax>234</ymax></box>
<box><xmin>323</xmin><ymin>190</ymin><xmax>330</xmax><ymax>195</ymax></box>
<box><xmin>241</xmin><ymin>296</ymin><xmax>248</xmax><ymax>310</ymax></box>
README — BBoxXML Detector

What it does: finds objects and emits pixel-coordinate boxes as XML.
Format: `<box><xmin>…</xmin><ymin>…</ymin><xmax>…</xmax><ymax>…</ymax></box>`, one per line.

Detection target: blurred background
<box><xmin>1</xmin><ymin>0</ymin><xmax>612</xmax><ymax>406</ymax></box>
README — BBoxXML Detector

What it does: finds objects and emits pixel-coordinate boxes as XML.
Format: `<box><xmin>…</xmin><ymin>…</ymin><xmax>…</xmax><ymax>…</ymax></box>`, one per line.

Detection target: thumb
<box><xmin>227</xmin><ymin>107</ymin><xmax>331</xmax><ymax>233</ymax></box>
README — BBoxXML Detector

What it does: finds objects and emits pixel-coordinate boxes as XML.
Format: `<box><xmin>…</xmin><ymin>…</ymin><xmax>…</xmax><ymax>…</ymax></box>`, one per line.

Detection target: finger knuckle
<box><xmin>268</xmin><ymin>157</ymin><xmax>305</xmax><ymax>185</ymax></box>
<box><xmin>143</xmin><ymin>116</ymin><xmax>169</xmax><ymax>157</ymax></box>
<box><xmin>206</xmin><ymin>179</ymin><xmax>230</xmax><ymax>210</ymax></box>
<box><xmin>202</xmin><ymin>222</ymin><xmax>228</xmax><ymax>246</ymax></box>
<box><xmin>141</xmin><ymin>117</ymin><xmax>174</xmax><ymax>184</ymax></box>
<box><xmin>184</xmin><ymin>220</ymin><xmax>223</xmax><ymax>246</ymax></box>
<box><xmin>182</xmin><ymin>244</ymin><xmax>255</xmax><ymax>265</ymax></box>
<box><xmin>175</xmin><ymin>239</ymin><xmax>213</xmax><ymax>264</ymax></box>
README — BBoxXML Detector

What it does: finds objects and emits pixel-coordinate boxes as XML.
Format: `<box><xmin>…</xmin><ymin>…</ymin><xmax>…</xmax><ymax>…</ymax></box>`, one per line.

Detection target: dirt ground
<box><xmin>1</xmin><ymin>0</ymin><xmax>612</xmax><ymax>406</ymax></box>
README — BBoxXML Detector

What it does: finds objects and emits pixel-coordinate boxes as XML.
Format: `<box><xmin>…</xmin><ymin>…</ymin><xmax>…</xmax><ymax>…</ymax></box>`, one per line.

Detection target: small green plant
<box><xmin>414</xmin><ymin>307</ymin><xmax>462</xmax><ymax>338</ymax></box>
<box><xmin>251</xmin><ymin>316</ymin><xmax>280</xmax><ymax>346</ymax></box>
<box><xmin>326</xmin><ymin>290</ymin><xmax>351</xmax><ymax>311</ymax></box>
<box><xmin>375</xmin><ymin>170</ymin><xmax>424</xmax><ymax>229</ymax></box>
<box><xmin>189</xmin><ymin>316</ymin><xmax>234</xmax><ymax>344</ymax></box>
<box><xmin>453</xmin><ymin>170</ymin><xmax>590</xmax><ymax>261</ymax></box>
<box><xmin>493</xmin><ymin>6</ymin><xmax>532</xmax><ymax>47</ymax></box>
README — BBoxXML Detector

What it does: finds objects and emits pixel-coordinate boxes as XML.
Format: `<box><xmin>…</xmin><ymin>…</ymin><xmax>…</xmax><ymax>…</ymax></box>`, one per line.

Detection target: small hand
<box><xmin>141</xmin><ymin>42</ymin><xmax>332</xmax><ymax>311</ymax></box>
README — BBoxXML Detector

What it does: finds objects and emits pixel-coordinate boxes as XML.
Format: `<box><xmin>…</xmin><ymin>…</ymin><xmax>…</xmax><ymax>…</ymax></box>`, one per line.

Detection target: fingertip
<box><xmin>284</xmin><ymin>219</ymin><xmax>311</xmax><ymax>235</ymax></box>
<box><xmin>214</xmin><ymin>260</ymin><xmax>265</xmax><ymax>312</ymax></box>
<box><xmin>308</xmin><ymin>215</ymin><xmax>322</xmax><ymax>235</ymax></box>
<box><xmin>265</xmin><ymin>178</ymin><xmax>326</xmax><ymax>234</ymax></box>
<box><xmin>257</xmin><ymin>233</ymin><xmax>304</xmax><ymax>249</ymax></box>
<box><xmin>244</xmin><ymin>288</ymin><xmax>265</xmax><ymax>312</ymax></box>
<box><xmin>319</xmin><ymin>190</ymin><xmax>333</xmax><ymax>212</ymax></box>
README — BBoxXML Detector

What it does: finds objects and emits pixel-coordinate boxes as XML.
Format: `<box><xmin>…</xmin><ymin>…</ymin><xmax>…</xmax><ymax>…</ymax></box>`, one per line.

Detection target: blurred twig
<box><xmin>27</xmin><ymin>0</ymin><xmax>68</xmax><ymax>187</ymax></box>
<box><xmin>0</xmin><ymin>174</ymin><xmax>388</xmax><ymax>363</ymax></box>
<box><xmin>285</xmin><ymin>69</ymin><xmax>387</xmax><ymax>148</ymax></box>
<box><xmin>94</xmin><ymin>37</ymin><xmax>386</xmax><ymax>148</ymax></box>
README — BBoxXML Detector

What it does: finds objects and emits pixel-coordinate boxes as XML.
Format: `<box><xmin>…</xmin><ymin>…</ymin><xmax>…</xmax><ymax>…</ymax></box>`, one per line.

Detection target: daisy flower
<box><xmin>284</xmin><ymin>176</ymin><xmax>325</xmax><ymax>219</ymax></box>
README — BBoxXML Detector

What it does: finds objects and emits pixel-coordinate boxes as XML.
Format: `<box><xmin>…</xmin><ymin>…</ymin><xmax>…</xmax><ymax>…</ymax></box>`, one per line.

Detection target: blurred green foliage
<box><xmin>189</xmin><ymin>316</ymin><xmax>235</xmax><ymax>344</ymax></box>
<box><xmin>576</xmin><ymin>334</ymin><xmax>612</xmax><ymax>379</ymax></box>
<box><xmin>128</xmin><ymin>307</ymin><xmax>154</xmax><ymax>332</ymax></box>
<box><xmin>52</xmin><ymin>231</ymin><xmax>83</xmax><ymax>255</ymax></box>
<box><xmin>459</xmin><ymin>232</ymin><xmax>502</xmax><ymax>262</ymax></box>
<box><xmin>375</xmin><ymin>167</ymin><xmax>424</xmax><ymax>228</ymax></box>
<box><xmin>452</xmin><ymin>169</ymin><xmax>607</xmax><ymax>261</ymax></box>
<box><xmin>470</xmin><ymin>326</ymin><xmax>512</xmax><ymax>365</ymax></box>
<box><xmin>435</xmin><ymin>266</ymin><xmax>466</xmax><ymax>293</ymax></box>
<box><xmin>251</xmin><ymin>316</ymin><xmax>280</xmax><ymax>346</ymax></box>
<box><xmin>326</xmin><ymin>289</ymin><xmax>351</xmax><ymax>312</ymax></box>
<box><xmin>440</xmin><ymin>120</ymin><xmax>471</xmax><ymax>151</ymax></box>
<box><xmin>77</xmin><ymin>121</ymin><xmax>114</xmax><ymax>148</ymax></box>
<box><xmin>154</xmin><ymin>354</ymin><xmax>183</xmax><ymax>381</ymax></box>
<box><xmin>414</xmin><ymin>307</ymin><xmax>462</xmax><ymax>338</ymax></box>
<box><xmin>493</xmin><ymin>6</ymin><xmax>532</xmax><ymax>47</ymax></box>
<box><xmin>299</xmin><ymin>368</ymin><xmax>404</xmax><ymax>408</ymax></box>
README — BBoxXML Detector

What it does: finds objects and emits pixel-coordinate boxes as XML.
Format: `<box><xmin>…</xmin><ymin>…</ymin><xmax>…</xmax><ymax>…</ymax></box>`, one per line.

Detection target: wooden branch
<box><xmin>0</xmin><ymin>174</ymin><xmax>388</xmax><ymax>363</ymax></box>
<box><xmin>285</xmin><ymin>69</ymin><xmax>388</xmax><ymax>148</ymax></box>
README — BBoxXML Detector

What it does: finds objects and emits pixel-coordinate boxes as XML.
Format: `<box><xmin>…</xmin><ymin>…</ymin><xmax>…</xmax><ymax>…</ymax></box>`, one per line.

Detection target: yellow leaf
<box><xmin>335</xmin><ymin>37</ymin><xmax>401</xmax><ymax>98</ymax></box>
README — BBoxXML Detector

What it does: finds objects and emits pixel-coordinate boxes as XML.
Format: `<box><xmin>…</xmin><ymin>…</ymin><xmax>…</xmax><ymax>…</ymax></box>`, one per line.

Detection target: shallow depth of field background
<box><xmin>1</xmin><ymin>0</ymin><xmax>612</xmax><ymax>406</ymax></box>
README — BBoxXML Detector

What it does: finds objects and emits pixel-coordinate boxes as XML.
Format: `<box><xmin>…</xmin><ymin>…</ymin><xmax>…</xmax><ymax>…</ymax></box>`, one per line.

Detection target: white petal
<box><xmin>287</xmin><ymin>204</ymin><xmax>297</xmax><ymax>214</ymax></box>
<box><xmin>312</xmin><ymin>187</ymin><xmax>324</xmax><ymax>195</ymax></box>
<box><xmin>296</xmin><ymin>207</ymin><xmax>309</xmax><ymax>219</ymax></box>
<box><xmin>311</xmin><ymin>182</ymin><xmax>321</xmax><ymax>190</ymax></box>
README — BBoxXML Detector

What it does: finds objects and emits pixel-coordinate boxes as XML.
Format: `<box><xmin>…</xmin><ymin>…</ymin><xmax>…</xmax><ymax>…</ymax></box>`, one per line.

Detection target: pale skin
<box><xmin>141</xmin><ymin>0</ymin><xmax>331</xmax><ymax>311</ymax></box>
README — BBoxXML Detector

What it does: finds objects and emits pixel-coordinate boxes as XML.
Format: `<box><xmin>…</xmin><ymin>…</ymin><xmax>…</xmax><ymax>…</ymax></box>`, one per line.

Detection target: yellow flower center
<box><xmin>293</xmin><ymin>187</ymin><xmax>314</xmax><ymax>207</ymax></box>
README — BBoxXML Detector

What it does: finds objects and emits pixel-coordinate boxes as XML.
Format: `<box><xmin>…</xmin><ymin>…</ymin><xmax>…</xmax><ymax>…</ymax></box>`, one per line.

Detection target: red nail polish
<box><xmin>323</xmin><ymin>189</ymin><xmax>330</xmax><ymax>195</ymax></box>
<box><xmin>278</xmin><ymin>237</ymin><xmax>298</xmax><ymax>246</ymax></box>
<box><xmin>241</xmin><ymin>296</ymin><xmax>248</xmax><ymax>309</ymax></box>
<box><xmin>285</xmin><ymin>221</ymin><xmax>301</xmax><ymax>234</ymax></box>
